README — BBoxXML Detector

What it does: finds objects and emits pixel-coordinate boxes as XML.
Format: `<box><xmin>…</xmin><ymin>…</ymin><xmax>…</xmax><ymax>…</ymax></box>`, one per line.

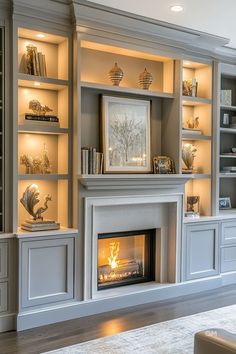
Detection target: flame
<box><xmin>108</xmin><ymin>241</ymin><xmax>120</xmax><ymax>270</ymax></box>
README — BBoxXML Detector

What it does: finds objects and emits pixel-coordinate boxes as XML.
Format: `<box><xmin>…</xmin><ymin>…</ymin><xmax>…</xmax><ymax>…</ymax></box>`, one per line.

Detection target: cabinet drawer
<box><xmin>221</xmin><ymin>221</ymin><xmax>236</xmax><ymax>245</ymax></box>
<box><xmin>0</xmin><ymin>242</ymin><xmax>8</xmax><ymax>279</ymax></box>
<box><xmin>221</xmin><ymin>246</ymin><xmax>236</xmax><ymax>273</ymax></box>
<box><xmin>0</xmin><ymin>282</ymin><xmax>8</xmax><ymax>312</ymax></box>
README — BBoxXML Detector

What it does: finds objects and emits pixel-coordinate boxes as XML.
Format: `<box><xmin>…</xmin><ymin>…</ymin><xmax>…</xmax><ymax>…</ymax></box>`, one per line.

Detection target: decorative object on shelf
<box><xmin>222</xmin><ymin>113</ymin><xmax>230</xmax><ymax>126</ymax></box>
<box><xmin>219</xmin><ymin>197</ymin><xmax>232</xmax><ymax>210</ymax></box>
<box><xmin>25</xmin><ymin>100</ymin><xmax>59</xmax><ymax>126</ymax></box>
<box><xmin>153</xmin><ymin>156</ymin><xmax>175</xmax><ymax>174</ymax></box>
<box><xmin>186</xmin><ymin>116</ymin><xmax>199</xmax><ymax>129</ymax></box>
<box><xmin>81</xmin><ymin>147</ymin><xmax>103</xmax><ymax>174</ymax></box>
<box><xmin>20</xmin><ymin>143</ymin><xmax>52</xmax><ymax>175</ymax></box>
<box><xmin>185</xmin><ymin>195</ymin><xmax>200</xmax><ymax>218</ymax></box>
<box><xmin>138</xmin><ymin>68</ymin><xmax>153</xmax><ymax>90</ymax></box>
<box><xmin>182</xmin><ymin>143</ymin><xmax>197</xmax><ymax>173</ymax></box>
<box><xmin>20</xmin><ymin>184</ymin><xmax>60</xmax><ymax>231</ymax></box>
<box><xmin>102</xmin><ymin>95</ymin><xmax>151</xmax><ymax>173</ymax></box>
<box><xmin>182</xmin><ymin>78</ymin><xmax>198</xmax><ymax>97</ymax></box>
<box><xmin>108</xmin><ymin>62</ymin><xmax>124</xmax><ymax>86</ymax></box>
<box><xmin>220</xmin><ymin>90</ymin><xmax>232</xmax><ymax>106</ymax></box>
<box><xmin>24</xmin><ymin>44</ymin><xmax>47</xmax><ymax>76</ymax></box>
<box><xmin>232</xmin><ymin>147</ymin><xmax>236</xmax><ymax>153</ymax></box>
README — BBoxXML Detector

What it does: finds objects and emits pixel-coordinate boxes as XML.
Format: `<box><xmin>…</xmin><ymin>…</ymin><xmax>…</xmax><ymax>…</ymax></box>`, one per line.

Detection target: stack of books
<box><xmin>25</xmin><ymin>45</ymin><xmax>47</xmax><ymax>77</ymax></box>
<box><xmin>25</xmin><ymin>114</ymin><xmax>60</xmax><ymax>126</ymax></box>
<box><xmin>21</xmin><ymin>219</ymin><xmax>60</xmax><ymax>232</ymax></box>
<box><xmin>81</xmin><ymin>147</ymin><xmax>103</xmax><ymax>174</ymax></box>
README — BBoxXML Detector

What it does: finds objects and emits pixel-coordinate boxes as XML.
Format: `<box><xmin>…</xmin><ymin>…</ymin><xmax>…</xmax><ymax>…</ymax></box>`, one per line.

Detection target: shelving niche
<box><xmin>16</xmin><ymin>27</ymin><xmax>71</xmax><ymax>230</ymax></box>
<box><xmin>79</xmin><ymin>40</ymin><xmax>181</xmax><ymax>175</ymax></box>
<box><xmin>181</xmin><ymin>60</ymin><xmax>212</xmax><ymax>217</ymax></box>
<box><xmin>218</xmin><ymin>64</ymin><xmax>236</xmax><ymax>214</ymax></box>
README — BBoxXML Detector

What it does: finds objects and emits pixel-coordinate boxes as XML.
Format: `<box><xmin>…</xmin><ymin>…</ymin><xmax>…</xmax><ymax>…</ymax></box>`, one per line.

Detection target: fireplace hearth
<box><xmin>97</xmin><ymin>229</ymin><xmax>156</xmax><ymax>290</ymax></box>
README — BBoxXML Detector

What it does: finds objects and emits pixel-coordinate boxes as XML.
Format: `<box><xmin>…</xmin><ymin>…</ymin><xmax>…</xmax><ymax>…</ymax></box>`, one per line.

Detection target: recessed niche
<box><xmin>185</xmin><ymin>179</ymin><xmax>211</xmax><ymax>216</ymax></box>
<box><xmin>182</xmin><ymin>62</ymin><xmax>212</xmax><ymax>99</ymax></box>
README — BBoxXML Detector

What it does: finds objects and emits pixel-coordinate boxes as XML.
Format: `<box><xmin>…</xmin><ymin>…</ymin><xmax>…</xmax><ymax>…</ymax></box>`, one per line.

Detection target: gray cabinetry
<box><xmin>19</xmin><ymin>234</ymin><xmax>75</xmax><ymax>309</ymax></box>
<box><xmin>183</xmin><ymin>222</ymin><xmax>219</xmax><ymax>280</ymax></box>
<box><xmin>221</xmin><ymin>221</ymin><xmax>236</xmax><ymax>273</ymax></box>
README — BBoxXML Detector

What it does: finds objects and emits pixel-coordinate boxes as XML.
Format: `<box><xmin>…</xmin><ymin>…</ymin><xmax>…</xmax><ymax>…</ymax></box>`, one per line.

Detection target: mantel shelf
<box><xmin>78</xmin><ymin>174</ymin><xmax>190</xmax><ymax>190</ymax></box>
<box><xmin>80</xmin><ymin>81</ymin><xmax>175</xmax><ymax>99</ymax></box>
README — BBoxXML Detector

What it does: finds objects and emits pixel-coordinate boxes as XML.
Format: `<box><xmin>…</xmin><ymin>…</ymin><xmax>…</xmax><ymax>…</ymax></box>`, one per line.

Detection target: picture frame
<box><xmin>101</xmin><ymin>95</ymin><xmax>151</xmax><ymax>173</ymax></box>
<box><xmin>219</xmin><ymin>197</ymin><xmax>232</xmax><ymax>210</ymax></box>
<box><xmin>153</xmin><ymin>155</ymin><xmax>175</xmax><ymax>174</ymax></box>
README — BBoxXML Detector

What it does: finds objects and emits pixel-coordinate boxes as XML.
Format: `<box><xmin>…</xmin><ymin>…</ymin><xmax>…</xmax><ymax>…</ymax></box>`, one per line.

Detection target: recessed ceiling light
<box><xmin>170</xmin><ymin>5</ymin><xmax>184</xmax><ymax>12</ymax></box>
<box><xmin>36</xmin><ymin>33</ymin><xmax>45</xmax><ymax>38</ymax></box>
<box><xmin>34</xmin><ymin>82</ymin><xmax>41</xmax><ymax>86</ymax></box>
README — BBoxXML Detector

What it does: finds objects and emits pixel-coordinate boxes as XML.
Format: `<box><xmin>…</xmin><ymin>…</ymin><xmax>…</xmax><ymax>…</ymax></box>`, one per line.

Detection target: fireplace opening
<box><xmin>97</xmin><ymin>229</ymin><xmax>156</xmax><ymax>290</ymax></box>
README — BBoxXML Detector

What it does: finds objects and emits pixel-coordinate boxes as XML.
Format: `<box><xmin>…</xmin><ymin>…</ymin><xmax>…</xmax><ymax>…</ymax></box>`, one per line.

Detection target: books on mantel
<box><xmin>81</xmin><ymin>147</ymin><xmax>103</xmax><ymax>174</ymax></box>
<box><xmin>24</xmin><ymin>114</ymin><xmax>60</xmax><ymax>127</ymax></box>
<box><xmin>182</xmin><ymin>128</ymin><xmax>202</xmax><ymax>135</ymax></box>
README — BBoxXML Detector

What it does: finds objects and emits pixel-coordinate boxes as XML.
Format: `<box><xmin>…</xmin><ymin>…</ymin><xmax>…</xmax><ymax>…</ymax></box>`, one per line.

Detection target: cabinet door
<box><xmin>184</xmin><ymin>223</ymin><xmax>219</xmax><ymax>280</ymax></box>
<box><xmin>20</xmin><ymin>236</ymin><xmax>74</xmax><ymax>309</ymax></box>
<box><xmin>221</xmin><ymin>221</ymin><xmax>236</xmax><ymax>245</ymax></box>
<box><xmin>0</xmin><ymin>242</ymin><xmax>8</xmax><ymax>279</ymax></box>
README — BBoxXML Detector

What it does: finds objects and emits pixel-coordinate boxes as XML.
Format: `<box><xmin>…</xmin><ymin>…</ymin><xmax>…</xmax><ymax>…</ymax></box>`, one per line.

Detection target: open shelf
<box><xmin>185</xmin><ymin>174</ymin><xmax>211</xmax><ymax>179</ymax></box>
<box><xmin>182</xmin><ymin>96</ymin><xmax>212</xmax><ymax>106</ymax></box>
<box><xmin>18</xmin><ymin>74</ymin><xmax>68</xmax><ymax>90</ymax></box>
<box><xmin>182</xmin><ymin>134</ymin><xmax>211</xmax><ymax>141</ymax></box>
<box><xmin>220</xmin><ymin>104</ymin><xmax>236</xmax><ymax>111</ymax></box>
<box><xmin>80</xmin><ymin>40</ymin><xmax>174</xmax><ymax>95</ymax></box>
<box><xmin>80</xmin><ymin>81</ymin><xmax>175</xmax><ymax>99</ymax></box>
<box><xmin>220</xmin><ymin>154</ymin><xmax>236</xmax><ymax>159</ymax></box>
<box><xmin>220</xmin><ymin>127</ymin><xmax>236</xmax><ymax>134</ymax></box>
<box><xmin>185</xmin><ymin>177</ymin><xmax>211</xmax><ymax>216</ymax></box>
<box><xmin>18</xmin><ymin>125</ymin><xmax>68</xmax><ymax>135</ymax></box>
<box><xmin>18</xmin><ymin>174</ymin><xmax>68</xmax><ymax>180</ymax></box>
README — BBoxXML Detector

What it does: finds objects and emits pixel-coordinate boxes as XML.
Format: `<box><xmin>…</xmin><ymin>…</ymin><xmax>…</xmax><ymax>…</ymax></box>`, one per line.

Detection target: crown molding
<box><xmin>12</xmin><ymin>0</ymin><xmax>73</xmax><ymax>28</ymax></box>
<box><xmin>73</xmin><ymin>0</ymin><xmax>236</xmax><ymax>61</ymax></box>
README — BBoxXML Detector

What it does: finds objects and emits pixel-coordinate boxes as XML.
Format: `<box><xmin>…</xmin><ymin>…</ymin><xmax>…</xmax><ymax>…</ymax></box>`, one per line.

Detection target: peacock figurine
<box><xmin>20</xmin><ymin>184</ymin><xmax>52</xmax><ymax>221</ymax></box>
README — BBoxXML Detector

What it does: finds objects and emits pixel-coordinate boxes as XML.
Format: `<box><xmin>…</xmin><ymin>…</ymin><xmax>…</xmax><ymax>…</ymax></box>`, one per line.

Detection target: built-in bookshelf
<box><xmin>218</xmin><ymin>63</ymin><xmax>236</xmax><ymax>214</ymax></box>
<box><xmin>181</xmin><ymin>60</ymin><xmax>212</xmax><ymax>217</ymax></box>
<box><xmin>0</xmin><ymin>28</ymin><xmax>4</xmax><ymax>231</ymax></box>
<box><xmin>16</xmin><ymin>28</ymin><xmax>72</xmax><ymax>230</ymax></box>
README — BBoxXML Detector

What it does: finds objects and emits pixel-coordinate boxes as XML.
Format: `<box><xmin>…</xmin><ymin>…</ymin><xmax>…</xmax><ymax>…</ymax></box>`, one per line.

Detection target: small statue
<box><xmin>182</xmin><ymin>143</ymin><xmax>197</xmax><ymax>173</ymax></box>
<box><xmin>29</xmin><ymin>99</ymin><xmax>53</xmax><ymax>116</ymax></box>
<box><xmin>186</xmin><ymin>116</ymin><xmax>199</xmax><ymax>129</ymax></box>
<box><xmin>20</xmin><ymin>184</ymin><xmax>51</xmax><ymax>221</ymax></box>
<box><xmin>20</xmin><ymin>143</ymin><xmax>52</xmax><ymax>174</ymax></box>
<box><xmin>20</xmin><ymin>184</ymin><xmax>60</xmax><ymax>231</ymax></box>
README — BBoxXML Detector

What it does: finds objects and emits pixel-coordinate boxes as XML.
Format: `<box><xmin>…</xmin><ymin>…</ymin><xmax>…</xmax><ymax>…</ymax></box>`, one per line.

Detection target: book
<box><xmin>42</xmin><ymin>54</ymin><xmax>47</xmax><ymax>77</ymax></box>
<box><xmin>25</xmin><ymin>114</ymin><xmax>59</xmax><ymax>122</ymax></box>
<box><xmin>81</xmin><ymin>147</ymin><xmax>103</xmax><ymax>175</ymax></box>
<box><xmin>92</xmin><ymin>148</ymin><xmax>96</xmax><ymax>174</ymax></box>
<box><xmin>38</xmin><ymin>52</ymin><xmax>44</xmax><ymax>76</ymax></box>
<box><xmin>21</xmin><ymin>221</ymin><xmax>60</xmax><ymax>232</ymax></box>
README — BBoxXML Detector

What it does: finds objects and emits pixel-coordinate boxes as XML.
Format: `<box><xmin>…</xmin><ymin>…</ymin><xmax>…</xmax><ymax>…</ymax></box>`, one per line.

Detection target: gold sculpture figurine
<box><xmin>20</xmin><ymin>184</ymin><xmax>60</xmax><ymax>231</ymax></box>
<box><xmin>29</xmin><ymin>99</ymin><xmax>53</xmax><ymax>116</ymax></box>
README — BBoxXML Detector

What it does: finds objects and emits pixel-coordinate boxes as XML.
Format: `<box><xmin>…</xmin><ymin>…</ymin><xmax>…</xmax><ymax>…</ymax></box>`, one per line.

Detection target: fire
<box><xmin>108</xmin><ymin>241</ymin><xmax>120</xmax><ymax>270</ymax></box>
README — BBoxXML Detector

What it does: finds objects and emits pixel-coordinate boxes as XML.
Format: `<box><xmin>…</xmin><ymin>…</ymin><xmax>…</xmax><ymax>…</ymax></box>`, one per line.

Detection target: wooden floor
<box><xmin>0</xmin><ymin>284</ymin><xmax>236</xmax><ymax>354</ymax></box>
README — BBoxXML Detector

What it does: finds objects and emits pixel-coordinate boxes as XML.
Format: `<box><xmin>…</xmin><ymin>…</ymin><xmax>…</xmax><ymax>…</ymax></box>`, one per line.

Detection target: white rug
<box><xmin>44</xmin><ymin>304</ymin><xmax>236</xmax><ymax>354</ymax></box>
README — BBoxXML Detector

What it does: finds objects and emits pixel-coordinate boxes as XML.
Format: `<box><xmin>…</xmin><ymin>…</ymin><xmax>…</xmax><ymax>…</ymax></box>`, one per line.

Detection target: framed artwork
<box><xmin>102</xmin><ymin>96</ymin><xmax>151</xmax><ymax>173</ymax></box>
<box><xmin>219</xmin><ymin>197</ymin><xmax>231</xmax><ymax>210</ymax></box>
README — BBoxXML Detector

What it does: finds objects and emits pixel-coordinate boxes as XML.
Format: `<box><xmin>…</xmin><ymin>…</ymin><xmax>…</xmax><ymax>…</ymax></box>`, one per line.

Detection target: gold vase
<box><xmin>108</xmin><ymin>62</ymin><xmax>124</xmax><ymax>86</ymax></box>
<box><xmin>139</xmin><ymin>68</ymin><xmax>153</xmax><ymax>90</ymax></box>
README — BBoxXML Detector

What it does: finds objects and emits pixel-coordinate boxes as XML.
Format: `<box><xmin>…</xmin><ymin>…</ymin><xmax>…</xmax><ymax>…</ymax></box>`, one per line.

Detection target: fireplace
<box><xmin>97</xmin><ymin>229</ymin><xmax>156</xmax><ymax>290</ymax></box>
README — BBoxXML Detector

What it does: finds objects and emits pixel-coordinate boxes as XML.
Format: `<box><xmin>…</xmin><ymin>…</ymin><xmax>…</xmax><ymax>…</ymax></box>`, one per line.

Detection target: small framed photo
<box><xmin>101</xmin><ymin>95</ymin><xmax>151</xmax><ymax>173</ymax></box>
<box><xmin>219</xmin><ymin>197</ymin><xmax>232</xmax><ymax>210</ymax></box>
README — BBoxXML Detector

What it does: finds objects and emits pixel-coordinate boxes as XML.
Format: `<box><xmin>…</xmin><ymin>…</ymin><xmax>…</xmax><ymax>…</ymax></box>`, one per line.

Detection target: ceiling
<box><xmin>88</xmin><ymin>0</ymin><xmax>236</xmax><ymax>49</ymax></box>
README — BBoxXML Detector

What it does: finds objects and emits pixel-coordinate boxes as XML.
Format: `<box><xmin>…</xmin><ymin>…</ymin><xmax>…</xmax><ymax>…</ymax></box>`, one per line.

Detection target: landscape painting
<box><xmin>102</xmin><ymin>96</ymin><xmax>151</xmax><ymax>173</ymax></box>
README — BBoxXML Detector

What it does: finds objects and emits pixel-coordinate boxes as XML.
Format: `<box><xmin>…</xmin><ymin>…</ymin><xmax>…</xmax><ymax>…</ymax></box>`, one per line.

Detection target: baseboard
<box><xmin>0</xmin><ymin>313</ymin><xmax>16</xmax><ymax>332</ymax></box>
<box><xmin>17</xmin><ymin>276</ymin><xmax>223</xmax><ymax>331</ymax></box>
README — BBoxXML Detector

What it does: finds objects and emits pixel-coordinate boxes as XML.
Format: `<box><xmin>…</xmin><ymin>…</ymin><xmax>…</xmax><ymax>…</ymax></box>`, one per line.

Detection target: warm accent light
<box><xmin>170</xmin><ymin>5</ymin><xmax>184</xmax><ymax>12</ymax></box>
<box><xmin>184</xmin><ymin>61</ymin><xmax>191</xmax><ymax>66</ymax></box>
<box><xmin>36</xmin><ymin>33</ymin><xmax>45</xmax><ymax>39</ymax></box>
<box><xmin>34</xmin><ymin>82</ymin><xmax>41</xmax><ymax>86</ymax></box>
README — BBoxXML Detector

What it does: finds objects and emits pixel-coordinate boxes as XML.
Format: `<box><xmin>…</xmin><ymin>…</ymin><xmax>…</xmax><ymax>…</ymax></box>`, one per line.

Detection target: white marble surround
<box><xmin>84</xmin><ymin>193</ymin><xmax>183</xmax><ymax>300</ymax></box>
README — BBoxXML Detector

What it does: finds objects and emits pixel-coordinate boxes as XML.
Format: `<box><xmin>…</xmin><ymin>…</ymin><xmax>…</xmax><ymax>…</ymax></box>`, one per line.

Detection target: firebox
<box><xmin>97</xmin><ymin>229</ymin><xmax>156</xmax><ymax>290</ymax></box>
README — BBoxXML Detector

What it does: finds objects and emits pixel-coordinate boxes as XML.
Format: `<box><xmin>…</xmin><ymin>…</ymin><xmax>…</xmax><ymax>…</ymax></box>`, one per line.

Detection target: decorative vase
<box><xmin>182</xmin><ymin>143</ymin><xmax>197</xmax><ymax>173</ymax></box>
<box><xmin>139</xmin><ymin>68</ymin><xmax>153</xmax><ymax>90</ymax></box>
<box><xmin>108</xmin><ymin>62</ymin><xmax>124</xmax><ymax>86</ymax></box>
